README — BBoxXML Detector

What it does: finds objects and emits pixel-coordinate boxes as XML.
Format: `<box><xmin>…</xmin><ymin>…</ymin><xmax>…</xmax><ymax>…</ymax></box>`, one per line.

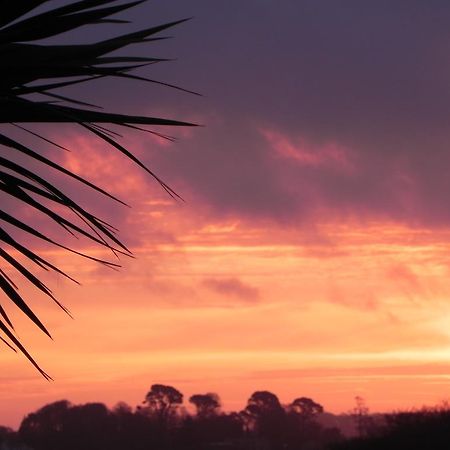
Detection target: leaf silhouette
<box><xmin>0</xmin><ymin>0</ymin><xmax>196</xmax><ymax>375</ymax></box>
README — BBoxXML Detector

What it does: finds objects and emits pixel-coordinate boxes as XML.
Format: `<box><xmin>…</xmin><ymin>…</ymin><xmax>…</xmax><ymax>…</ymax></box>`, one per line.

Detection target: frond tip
<box><xmin>0</xmin><ymin>0</ymin><xmax>196</xmax><ymax>375</ymax></box>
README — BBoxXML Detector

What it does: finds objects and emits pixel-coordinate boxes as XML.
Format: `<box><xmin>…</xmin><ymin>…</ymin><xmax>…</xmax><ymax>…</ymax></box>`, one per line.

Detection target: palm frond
<box><xmin>0</xmin><ymin>0</ymin><xmax>196</xmax><ymax>375</ymax></box>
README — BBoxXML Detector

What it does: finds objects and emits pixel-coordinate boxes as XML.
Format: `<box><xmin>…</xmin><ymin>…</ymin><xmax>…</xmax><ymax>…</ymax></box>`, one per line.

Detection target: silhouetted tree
<box><xmin>140</xmin><ymin>384</ymin><xmax>183</xmax><ymax>448</ymax></box>
<box><xmin>0</xmin><ymin>426</ymin><xmax>25</xmax><ymax>450</ymax></box>
<box><xmin>290</xmin><ymin>397</ymin><xmax>324</xmax><ymax>421</ymax></box>
<box><xmin>189</xmin><ymin>393</ymin><xmax>221</xmax><ymax>418</ymax></box>
<box><xmin>13</xmin><ymin>388</ymin><xmax>348</xmax><ymax>450</ymax></box>
<box><xmin>65</xmin><ymin>403</ymin><xmax>115</xmax><ymax>450</ymax></box>
<box><xmin>284</xmin><ymin>397</ymin><xmax>328</xmax><ymax>449</ymax></box>
<box><xmin>352</xmin><ymin>396</ymin><xmax>373</xmax><ymax>438</ymax></box>
<box><xmin>243</xmin><ymin>391</ymin><xmax>285</xmax><ymax>449</ymax></box>
<box><xmin>331</xmin><ymin>406</ymin><xmax>450</xmax><ymax>450</ymax></box>
<box><xmin>246</xmin><ymin>391</ymin><xmax>283</xmax><ymax>418</ymax></box>
<box><xmin>20</xmin><ymin>400</ymin><xmax>71</xmax><ymax>450</ymax></box>
<box><xmin>142</xmin><ymin>384</ymin><xmax>183</xmax><ymax>422</ymax></box>
<box><xmin>112</xmin><ymin>402</ymin><xmax>152</xmax><ymax>450</ymax></box>
<box><xmin>19</xmin><ymin>400</ymin><xmax>117</xmax><ymax>450</ymax></box>
<box><xmin>180</xmin><ymin>393</ymin><xmax>246</xmax><ymax>448</ymax></box>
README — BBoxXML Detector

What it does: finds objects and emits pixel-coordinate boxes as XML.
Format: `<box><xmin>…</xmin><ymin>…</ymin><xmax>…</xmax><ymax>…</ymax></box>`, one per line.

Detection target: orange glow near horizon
<box><xmin>1</xmin><ymin>129</ymin><xmax>450</xmax><ymax>428</ymax></box>
<box><xmin>2</xmin><ymin>196</ymin><xmax>450</xmax><ymax>428</ymax></box>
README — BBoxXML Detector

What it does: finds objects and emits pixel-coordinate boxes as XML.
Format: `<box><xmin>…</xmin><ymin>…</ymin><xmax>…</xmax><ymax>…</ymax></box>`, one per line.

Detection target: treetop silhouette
<box><xmin>142</xmin><ymin>384</ymin><xmax>184</xmax><ymax>421</ymax></box>
<box><xmin>189</xmin><ymin>393</ymin><xmax>221</xmax><ymax>418</ymax></box>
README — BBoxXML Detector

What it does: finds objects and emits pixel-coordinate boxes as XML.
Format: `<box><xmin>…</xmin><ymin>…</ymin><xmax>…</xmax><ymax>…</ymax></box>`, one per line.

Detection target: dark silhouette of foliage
<box><xmin>19</xmin><ymin>399</ymin><xmax>72</xmax><ymax>448</ymax></box>
<box><xmin>289</xmin><ymin>397</ymin><xmax>324</xmax><ymax>421</ymax></box>
<box><xmin>242</xmin><ymin>391</ymin><xmax>286</xmax><ymax>449</ymax></box>
<box><xmin>0</xmin><ymin>425</ymin><xmax>24</xmax><ymax>450</ymax></box>
<box><xmin>139</xmin><ymin>384</ymin><xmax>184</xmax><ymax>448</ymax></box>
<box><xmin>14</xmin><ymin>386</ymin><xmax>450</xmax><ymax>450</ymax></box>
<box><xmin>243</xmin><ymin>391</ymin><xmax>284</xmax><ymax>426</ymax></box>
<box><xmin>113</xmin><ymin>402</ymin><xmax>155</xmax><ymax>450</ymax></box>
<box><xmin>350</xmin><ymin>396</ymin><xmax>375</xmax><ymax>438</ymax></box>
<box><xmin>189</xmin><ymin>393</ymin><xmax>221</xmax><ymax>418</ymax></box>
<box><xmin>142</xmin><ymin>384</ymin><xmax>184</xmax><ymax>421</ymax></box>
<box><xmin>282</xmin><ymin>397</ymin><xmax>329</xmax><ymax>450</ymax></box>
<box><xmin>20</xmin><ymin>400</ymin><xmax>116</xmax><ymax>450</ymax></box>
<box><xmin>182</xmin><ymin>393</ymin><xmax>244</xmax><ymax>449</ymax></box>
<box><xmin>331</xmin><ymin>405</ymin><xmax>450</xmax><ymax>450</ymax></box>
<box><xmin>13</xmin><ymin>385</ymin><xmax>342</xmax><ymax>450</ymax></box>
<box><xmin>0</xmin><ymin>0</ymin><xmax>195</xmax><ymax>376</ymax></box>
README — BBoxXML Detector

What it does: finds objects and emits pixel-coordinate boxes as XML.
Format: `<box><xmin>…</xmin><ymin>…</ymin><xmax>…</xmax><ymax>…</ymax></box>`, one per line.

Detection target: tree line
<box><xmin>1</xmin><ymin>384</ymin><xmax>341</xmax><ymax>450</ymax></box>
<box><xmin>1</xmin><ymin>385</ymin><xmax>450</xmax><ymax>450</ymax></box>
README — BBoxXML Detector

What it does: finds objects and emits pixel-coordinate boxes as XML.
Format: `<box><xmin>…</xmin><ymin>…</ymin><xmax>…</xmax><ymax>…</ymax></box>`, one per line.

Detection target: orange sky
<box><xmin>3</xmin><ymin>0</ymin><xmax>450</xmax><ymax>430</ymax></box>
<box><xmin>2</xmin><ymin>149</ymin><xmax>450</xmax><ymax>427</ymax></box>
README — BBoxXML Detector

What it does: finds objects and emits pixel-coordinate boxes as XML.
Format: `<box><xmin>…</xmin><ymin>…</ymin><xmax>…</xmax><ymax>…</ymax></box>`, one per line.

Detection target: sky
<box><xmin>2</xmin><ymin>0</ymin><xmax>450</xmax><ymax>428</ymax></box>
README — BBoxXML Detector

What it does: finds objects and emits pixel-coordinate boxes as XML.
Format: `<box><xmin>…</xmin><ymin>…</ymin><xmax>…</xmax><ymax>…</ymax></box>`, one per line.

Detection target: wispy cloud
<box><xmin>201</xmin><ymin>277</ymin><xmax>260</xmax><ymax>304</ymax></box>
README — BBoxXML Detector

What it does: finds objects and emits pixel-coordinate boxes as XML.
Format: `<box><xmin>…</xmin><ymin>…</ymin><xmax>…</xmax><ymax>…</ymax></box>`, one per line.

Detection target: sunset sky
<box><xmin>2</xmin><ymin>0</ymin><xmax>450</xmax><ymax>428</ymax></box>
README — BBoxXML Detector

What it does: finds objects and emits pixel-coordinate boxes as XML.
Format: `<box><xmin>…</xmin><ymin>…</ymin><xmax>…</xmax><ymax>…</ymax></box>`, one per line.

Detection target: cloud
<box><xmin>261</xmin><ymin>129</ymin><xmax>355</xmax><ymax>172</ymax></box>
<box><xmin>326</xmin><ymin>283</ymin><xmax>379</xmax><ymax>312</ymax></box>
<box><xmin>112</xmin><ymin>0</ymin><xmax>450</xmax><ymax>229</ymax></box>
<box><xmin>11</xmin><ymin>1</ymin><xmax>450</xmax><ymax>229</ymax></box>
<box><xmin>201</xmin><ymin>277</ymin><xmax>260</xmax><ymax>303</ymax></box>
<box><xmin>387</xmin><ymin>264</ymin><xmax>423</xmax><ymax>297</ymax></box>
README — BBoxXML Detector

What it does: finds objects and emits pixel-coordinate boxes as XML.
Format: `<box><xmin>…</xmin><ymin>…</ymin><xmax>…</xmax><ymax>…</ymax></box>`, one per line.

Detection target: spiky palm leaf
<box><xmin>0</xmin><ymin>0</ymin><xmax>195</xmax><ymax>378</ymax></box>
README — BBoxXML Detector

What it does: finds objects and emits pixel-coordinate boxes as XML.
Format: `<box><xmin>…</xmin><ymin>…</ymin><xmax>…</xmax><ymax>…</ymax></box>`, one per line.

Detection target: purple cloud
<box><xmin>201</xmin><ymin>277</ymin><xmax>260</xmax><ymax>303</ymax></box>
